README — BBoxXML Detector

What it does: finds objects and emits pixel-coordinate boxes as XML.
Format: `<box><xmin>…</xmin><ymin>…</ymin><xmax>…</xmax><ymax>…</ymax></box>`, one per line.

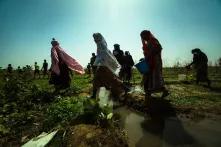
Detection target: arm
<box><xmin>187</xmin><ymin>54</ymin><xmax>197</xmax><ymax>68</ymax></box>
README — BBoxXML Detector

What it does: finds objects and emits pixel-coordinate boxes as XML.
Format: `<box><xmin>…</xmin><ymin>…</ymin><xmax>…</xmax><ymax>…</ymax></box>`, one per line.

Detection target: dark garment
<box><xmin>113</xmin><ymin>49</ymin><xmax>124</xmax><ymax>65</ymax></box>
<box><xmin>7</xmin><ymin>67</ymin><xmax>13</xmax><ymax>73</ymax></box>
<box><xmin>124</xmin><ymin>65</ymin><xmax>132</xmax><ymax>81</ymax></box>
<box><xmin>34</xmin><ymin>69</ymin><xmax>40</xmax><ymax>74</ymax></box>
<box><xmin>119</xmin><ymin>65</ymin><xmax>132</xmax><ymax>82</ymax></box>
<box><xmin>90</xmin><ymin>56</ymin><xmax>97</xmax><ymax>75</ymax></box>
<box><xmin>43</xmin><ymin>62</ymin><xmax>48</xmax><ymax>72</ymax></box>
<box><xmin>17</xmin><ymin>69</ymin><xmax>22</xmax><ymax>74</ymax></box>
<box><xmin>93</xmin><ymin>66</ymin><xmax>125</xmax><ymax>98</ymax></box>
<box><xmin>113</xmin><ymin>49</ymin><xmax>124</xmax><ymax>80</ymax></box>
<box><xmin>49</xmin><ymin>62</ymin><xmax>71</xmax><ymax>89</ymax></box>
<box><xmin>90</xmin><ymin>56</ymin><xmax>96</xmax><ymax>65</ymax></box>
<box><xmin>196</xmin><ymin>64</ymin><xmax>208</xmax><ymax>82</ymax></box>
<box><xmin>143</xmin><ymin>55</ymin><xmax>165</xmax><ymax>93</ymax></box>
<box><xmin>193</xmin><ymin>52</ymin><xmax>209</xmax><ymax>82</ymax></box>
<box><xmin>87</xmin><ymin>64</ymin><xmax>91</xmax><ymax>74</ymax></box>
<box><xmin>123</xmin><ymin>54</ymin><xmax>134</xmax><ymax>82</ymax></box>
<box><xmin>43</xmin><ymin>70</ymin><xmax>47</xmax><ymax>76</ymax></box>
<box><xmin>124</xmin><ymin>55</ymin><xmax>134</xmax><ymax>67</ymax></box>
<box><xmin>143</xmin><ymin>40</ymin><xmax>165</xmax><ymax>93</ymax></box>
<box><xmin>8</xmin><ymin>67</ymin><xmax>12</xmax><ymax>73</ymax></box>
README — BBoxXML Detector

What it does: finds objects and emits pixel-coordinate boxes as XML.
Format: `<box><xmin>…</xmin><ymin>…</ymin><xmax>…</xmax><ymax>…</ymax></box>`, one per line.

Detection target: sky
<box><xmin>0</xmin><ymin>0</ymin><xmax>221</xmax><ymax>69</ymax></box>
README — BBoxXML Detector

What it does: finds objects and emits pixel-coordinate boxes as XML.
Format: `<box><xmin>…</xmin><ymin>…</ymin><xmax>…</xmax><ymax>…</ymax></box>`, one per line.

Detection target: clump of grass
<box><xmin>44</xmin><ymin>96</ymin><xmax>114</xmax><ymax>130</ymax></box>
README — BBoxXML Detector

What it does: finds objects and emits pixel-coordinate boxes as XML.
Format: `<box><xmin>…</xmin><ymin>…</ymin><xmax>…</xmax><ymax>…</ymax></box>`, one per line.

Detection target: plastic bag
<box><xmin>97</xmin><ymin>87</ymin><xmax>113</xmax><ymax>109</ymax></box>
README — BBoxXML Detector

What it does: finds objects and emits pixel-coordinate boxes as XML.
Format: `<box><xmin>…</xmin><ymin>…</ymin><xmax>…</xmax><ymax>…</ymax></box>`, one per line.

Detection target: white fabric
<box><xmin>93</xmin><ymin>33</ymin><xmax>120</xmax><ymax>74</ymax></box>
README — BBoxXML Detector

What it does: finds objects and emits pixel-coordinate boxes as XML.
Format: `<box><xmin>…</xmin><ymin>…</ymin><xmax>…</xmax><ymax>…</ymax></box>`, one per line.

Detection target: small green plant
<box><xmin>45</xmin><ymin>96</ymin><xmax>86</xmax><ymax>129</ymax></box>
<box><xmin>45</xmin><ymin>96</ymin><xmax>114</xmax><ymax>129</ymax></box>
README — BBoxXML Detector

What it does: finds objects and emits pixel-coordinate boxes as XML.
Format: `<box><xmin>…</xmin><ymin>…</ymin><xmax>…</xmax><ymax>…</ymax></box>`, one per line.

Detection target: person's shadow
<box><xmin>136</xmin><ymin>97</ymin><xmax>196</xmax><ymax>147</ymax></box>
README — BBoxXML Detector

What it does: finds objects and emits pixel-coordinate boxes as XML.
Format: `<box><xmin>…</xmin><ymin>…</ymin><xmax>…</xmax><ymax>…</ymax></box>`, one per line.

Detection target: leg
<box><xmin>90</xmin><ymin>67</ymin><xmax>104</xmax><ymax>98</ymax></box>
<box><xmin>161</xmin><ymin>87</ymin><xmax>169</xmax><ymax>98</ymax></box>
<box><xmin>145</xmin><ymin>91</ymin><xmax>151</xmax><ymax>106</ymax></box>
<box><xmin>144</xmin><ymin>74</ymin><xmax>151</xmax><ymax>105</ymax></box>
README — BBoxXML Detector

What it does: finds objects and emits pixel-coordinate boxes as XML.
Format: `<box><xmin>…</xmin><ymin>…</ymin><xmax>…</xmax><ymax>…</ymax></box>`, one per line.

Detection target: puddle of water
<box><xmin>98</xmin><ymin>86</ymin><xmax>221</xmax><ymax>147</ymax></box>
<box><xmin>115</xmin><ymin>107</ymin><xmax>221</xmax><ymax>147</ymax></box>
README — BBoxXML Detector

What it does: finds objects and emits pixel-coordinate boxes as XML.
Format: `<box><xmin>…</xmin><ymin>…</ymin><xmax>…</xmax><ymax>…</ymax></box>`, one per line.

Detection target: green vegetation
<box><xmin>129</xmin><ymin>67</ymin><xmax>221</xmax><ymax>116</ymax></box>
<box><xmin>0</xmin><ymin>66</ymin><xmax>220</xmax><ymax>146</ymax></box>
<box><xmin>0</xmin><ymin>72</ymin><xmax>122</xmax><ymax>146</ymax></box>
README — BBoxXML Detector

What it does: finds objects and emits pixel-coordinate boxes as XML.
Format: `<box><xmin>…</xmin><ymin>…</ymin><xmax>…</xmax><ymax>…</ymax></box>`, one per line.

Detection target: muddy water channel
<box><xmin>115</xmin><ymin>106</ymin><xmax>221</xmax><ymax>147</ymax></box>
<box><xmin>112</xmin><ymin>86</ymin><xmax>221</xmax><ymax>147</ymax></box>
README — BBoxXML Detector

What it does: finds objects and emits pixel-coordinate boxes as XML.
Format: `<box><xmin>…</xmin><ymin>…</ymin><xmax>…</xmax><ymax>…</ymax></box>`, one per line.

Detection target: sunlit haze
<box><xmin>0</xmin><ymin>0</ymin><xmax>221</xmax><ymax>69</ymax></box>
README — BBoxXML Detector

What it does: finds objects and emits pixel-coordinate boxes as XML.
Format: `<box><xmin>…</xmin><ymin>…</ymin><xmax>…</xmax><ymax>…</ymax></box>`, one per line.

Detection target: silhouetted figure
<box><xmin>42</xmin><ymin>59</ymin><xmax>49</xmax><ymax>78</ymax></box>
<box><xmin>140</xmin><ymin>30</ymin><xmax>169</xmax><ymax>105</ymax></box>
<box><xmin>123</xmin><ymin>51</ymin><xmax>134</xmax><ymax>84</ymax></box>
<box><xmin>186</xmin><ymin>48</ymin><xmax>211</xmax><ymax>87</ymax></box>
<box><xmin>91</xmin><ymin>33</ymin><xmax>127</xmax><ymax>100</ymax></box>
<box><xmin>90</xmin><ymin>53</ymin><xmax>97</xmax><ymax>76</ymax></box>
<box><xmin>7</xmin><ymin>64</ymin><xmax>13</xmax><ymax>74</ymax></box>
<box><xmin>87</xmin><ymin>63</ymin><xmax>91</xmax><ymax>76</ymax></box>
<box><xmin>49</xmin><ymin>38</ymin><xmax>84</xmax><ymax>92</ymax></box>
<box><xmin>219</xmin><ymin>58</ymin><xmax>221</xmax><ymax>67</ymax></box>
<box><xmin>17</xmin><ymin>66</ymin><xmax>22</xmax><ymax>74</ymax></box>
<box><xmin>34</xmin><ymin>62</ymin><xmax>40</xmax><ymax>79</ymax></box>
<box><xmin>113</xmin><ymin>44</ymin><xmax>124</xmax><ymax>65</ymax></box>
<box><xmin>113</xmin><ymin>44</ymin><xmax>124</xmax><ymax>79</ymax></box>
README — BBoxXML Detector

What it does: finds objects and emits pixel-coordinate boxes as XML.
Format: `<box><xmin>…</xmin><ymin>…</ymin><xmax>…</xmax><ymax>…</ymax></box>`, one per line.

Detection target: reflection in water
<box><xmin>138</xmin><ymin>98</ymin><xmax>195</xmax><ymax>147</ymax></box>
<box><xmin>115</xmin><ymin>97</ymin><xmax>221</xmax><ymax>147</ymax></box>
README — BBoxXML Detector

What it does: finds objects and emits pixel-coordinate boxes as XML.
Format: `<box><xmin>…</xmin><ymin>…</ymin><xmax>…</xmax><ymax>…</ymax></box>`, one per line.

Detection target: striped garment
<box><xmin>51</xmin><ymin>45</ymin><xmax>85</xmax><ymax>75</ymax></box>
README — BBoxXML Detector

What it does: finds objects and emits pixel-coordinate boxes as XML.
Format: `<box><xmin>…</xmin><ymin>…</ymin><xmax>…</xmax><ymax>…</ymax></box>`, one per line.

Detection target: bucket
<box><xmin>135</xmin><ymin>60</ymin><xmax>149</xmax><ymax>74</ymax></box>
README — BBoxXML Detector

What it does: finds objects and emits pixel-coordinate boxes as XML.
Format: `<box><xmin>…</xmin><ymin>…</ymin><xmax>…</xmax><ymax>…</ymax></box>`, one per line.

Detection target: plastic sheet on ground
<box><xmin>128</xmin><ymin>85</ymin><xmax>145</xmax><ymax>94</ymax></box>
<box><xmin>97</xmin><ymin>87</ymin><xmax>113</xmax><ymax>109</ymax></box>
<box><xmin>22</xmin><ymin>130</ymin><xmax>58</xmax><ymax>147</ymax></box>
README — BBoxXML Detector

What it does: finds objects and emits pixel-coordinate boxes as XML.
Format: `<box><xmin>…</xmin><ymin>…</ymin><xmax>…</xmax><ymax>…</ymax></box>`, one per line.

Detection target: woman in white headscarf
<box><xmin>91</xmin><ymin>33</ymin><xmax>126</xmax><ymax>99</ymax></box>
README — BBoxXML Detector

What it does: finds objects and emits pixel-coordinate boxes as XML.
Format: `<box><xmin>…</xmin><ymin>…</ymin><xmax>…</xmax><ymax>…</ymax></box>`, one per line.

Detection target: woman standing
<box><xmin>91</xmin><ymin>33</ymin><xmax>126</xmax><ymax>99</ymax></box>
<box><xmin>50</xmin><ymin>38</ymin><xmax>84</xmax><ymax>91</ymax></box>
<box><xmin>140</xmin><ymin>30</ymin><xmax>169</xmax><ymax>104</ymax></box>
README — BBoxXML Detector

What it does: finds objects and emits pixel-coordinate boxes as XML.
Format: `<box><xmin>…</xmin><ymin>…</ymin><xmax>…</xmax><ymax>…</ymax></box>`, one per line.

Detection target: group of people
<box><xmin>49</xmin><ymin>30</ymin><xmax>211</xmax><ymax>104</ymax></box>
<box><xmin>112</xmin><ymin>44</ymin><xmax>134</xmax><ymax>84</ymax></box>
<box><xmin>87</xmin><ymin>44</ymin><xmax>135</xmax><ymax>84</ymax></box>
<box><xmin>4</xmin><ymin>30</ymin><xmax>211</xmax><ymax>105</ymax></box>
<box><xmin>49</xmin><ymin>31</ymin><xmax>170</xmax><ymax>103</ymax></box>
<box><xmin>86</xmin><ymin>53</ymin><xmax>97</xmax><ymax>77</ymax></box>
<box><xmin>6</xmin><ymin>60</ymin><xmax>49</xmax><ymax>79</ymax></box>
<box><xmin>33</xmin><ymin>60</ymin><xmax>49</xmax><ymax>79</ymax></box>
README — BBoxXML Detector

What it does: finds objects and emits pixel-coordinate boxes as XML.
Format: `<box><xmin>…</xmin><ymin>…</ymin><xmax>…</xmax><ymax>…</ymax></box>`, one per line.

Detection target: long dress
<box><xmin>193</xmin><ymin>52</ymin><xmax>209</xmax><ymax>82</ymax></box>
<box><xmin>92</xmin><ymin>33</ymin><xmax>125</xmax><ymax>97</ymax></box>
<box><xmin>50</xmin><ymin>45</ymin><xmax>84</xmax><ymax>89</ymax></box>
<box><xmin>142</xmin><ymin>37</ymin><xmax>165</xmax><ymax>93</ymax></box>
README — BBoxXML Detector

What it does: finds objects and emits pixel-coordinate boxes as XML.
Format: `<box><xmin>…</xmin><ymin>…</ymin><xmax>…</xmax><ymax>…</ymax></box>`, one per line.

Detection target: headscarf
<box><xmin>140</xmin><ymin>30</ymin><xmax>162</xmax><ymax>71</ymax></box>
<box><xmin>51</xmin><ymin>39</ymin><xmax>85</xmax><ymax>75</ymax></box>
<box><xmin>93</xmin><ymin>33</ymin><xmax>120</xmax><ymax>74</ymax></box>
<box><xmin>192</xmin><ymin>48</ymin><xmax>201</xmax><ymax>54</ymax></box>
